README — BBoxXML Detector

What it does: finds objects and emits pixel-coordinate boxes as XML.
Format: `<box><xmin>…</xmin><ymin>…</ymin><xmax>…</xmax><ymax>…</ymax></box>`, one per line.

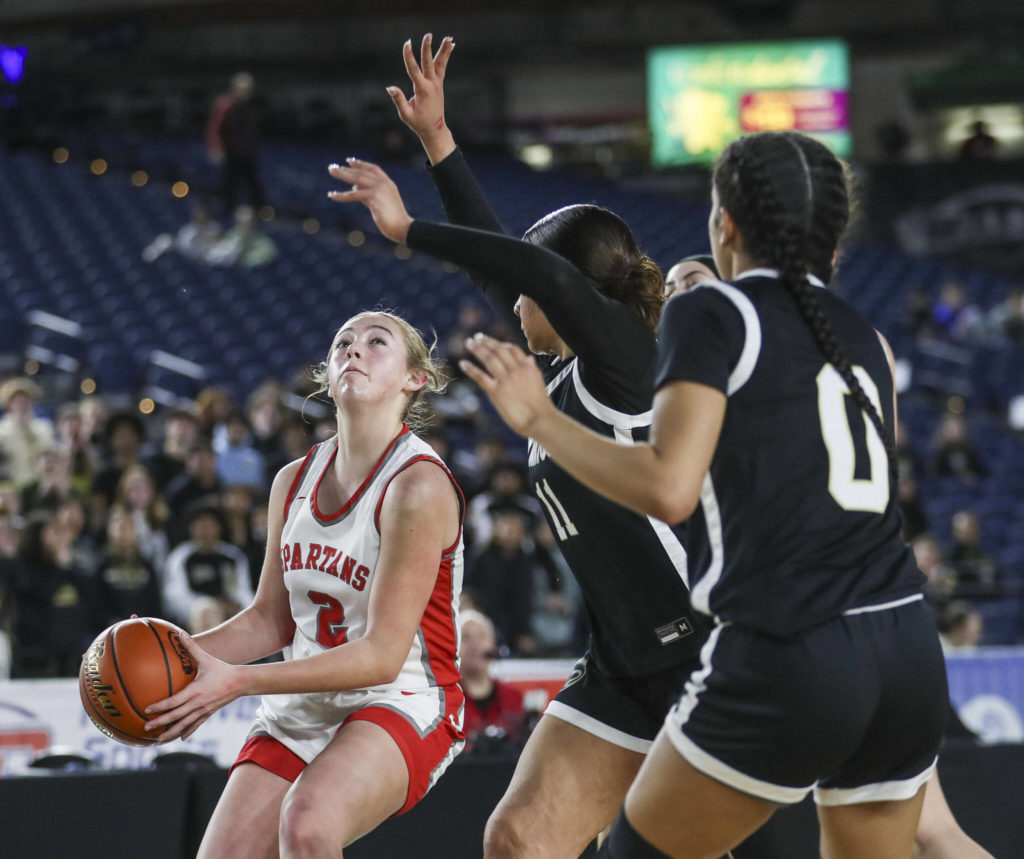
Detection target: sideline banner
<box><xmin>0</xmin><ymin>659</ymin><xmax>578</xmax><ymax>776</ymax></box>
<box><xmin>2</xmin><ymin>652</ymin><xmax>1016</xmax><ymax>774</ymax></box>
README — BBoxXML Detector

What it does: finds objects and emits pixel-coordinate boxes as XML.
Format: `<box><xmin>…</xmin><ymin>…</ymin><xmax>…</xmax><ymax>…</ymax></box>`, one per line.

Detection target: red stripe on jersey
<box><xmin>345</xmin><ymin>684</ymin><xmax>465</xmax><ymax>816</ymax></box>
<box><xmin>312</xmin><ymin>425</ymin><xmax>410</xmax><ymax>523</ymax></box>
<box><xmin>420</xmin><ymin>553</ymin><xmax>461</xmax><ymax>687</ymax></box>
<box><xmin>283</xmin><ymin>443</ymin><xmax>319</xmax><ymax>523</ymax></box>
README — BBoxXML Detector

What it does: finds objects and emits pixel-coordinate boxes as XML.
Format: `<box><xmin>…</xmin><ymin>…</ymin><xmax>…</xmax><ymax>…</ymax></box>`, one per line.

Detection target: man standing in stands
<box><xmin>207</xmin><ymin>72</ymin><xmax>266</xmax><ymax>216</ymax></box>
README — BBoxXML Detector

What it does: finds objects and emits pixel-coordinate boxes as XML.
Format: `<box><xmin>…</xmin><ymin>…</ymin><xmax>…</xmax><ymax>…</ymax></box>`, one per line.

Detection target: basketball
<box><xmin>79</xmin><ymin>617</ymin><xmax>197</xmax><ymax>746</ymax></box>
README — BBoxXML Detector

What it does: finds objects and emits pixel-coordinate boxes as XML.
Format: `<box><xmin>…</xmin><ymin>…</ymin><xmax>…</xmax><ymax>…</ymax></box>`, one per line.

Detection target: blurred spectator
<box><xmin>20</xmin><ymin>443</ymin><xmax>74</xmax><ymax>516</ymax></box>
<box><xmin>142</xmin><ymin>204</ymin><xmax>223</xmax><ymax>264</ymax></box>
<box><xmin>937</xmin><ymin>600</ymin><xmax>984</xmax><ymax>651</ymax></box>
<box><xmin>89</xmin><ymin>411</ymin><xmax>146</xmax><ymax>533</ymax></box>
<box><xmin>9</xmin><ymin>511</ymin><xmax>99</xmax><ymax>677</ymax></box>
<box><xmin>896</xmin><ymin>476</ymin><xmax>929</xmax><ymax>542</ymax></box>
<box><xmin>466</xmin><ymin>460</ymin><xmax>540</xmax><ymax>548</ymax></box>
<box><xmin>214</xmin><ymin>410</ymin><xmax>266</xmax><ymax>490</ymax></box>
<box><xmin>196</xmin><ymin>386</ymin><xmax>236</xmax><ymax>437</ymax></box>
<box><xmin>0</xmin><ymin>377</ymin><xmax>55</xmax><ymax>489</ymax></box>
<box><xmin>93</xmin><ymin>506</ymin><xmax>164</xmax><ymax>627</ymax></box>
<box><xmin>165</xmin><ymin>441</ymin><xmax>223</xmax><ymax>546</ymax></box>
<box><xmin>443</xmin><ymin>302</ymin><xmax>493</xmax><ymax>363</ymax></box>
<box><xmin>115</xmin><ymin>464</ymin><xmax>170</xmax><ymax>573</ymax></box>
<box><xmin>207</xmin><ymin>71</ymin><xmax>265</xmax><ymax>216</ymax></box>
<box><xmin>904</xmin><ymin>287</ymin><xmax>939</xmax><ymax>342</ymax></box>
<box><xmin>78</xmin><ymin>396</ymin><xmax>108</xmax><ymax>450</ymax></box>
<box><xmin>206</xmin><ymin>205</ymin><xmax>278</xmax><ymax>268</ymax></box>
<box><xmin>985</xmin><ymin>288</ymin><xmax>1024</xmax><ymax>343</ymax></box>
<box><xmin>429</xmin><ymin>360</ymin><xmax>483</xmax><ymax>431</ymax></box>
<box><xmin>267</xmin><ymin>414</ymin><xmax>314</xmax><ymax>477</ymax></box>
<box><xmin>246</xmin><ymin>382</ymin><xmax>286</xmax><ymax>461</ymax></box>
<box><xmin>932</xmin><ymin>282</ymin><xmax>984</xmax><ymax>341</ymax></box>
<box><xmin>948</xmin><ymin>510</ymin><xmax>999</xmax><ymax>597</ymax></box>
<box><xmin>452</xmin><ymin>434</ymin><xmax>510</xmax><ymax>501</ymax></box>
<box><xmin>162</xmin><ymin>500</ymin><xmax>253</xmax><ymax>633</ymax></box>
<box><xmin>221</xmin><ymin>484</ymin><xmax>265</xmax><ymax>591</ymax></box>
<box><xmin>930</xmin><ymin>413</ymin><xmax>987</xmax><ymax>483</ymax></box>
<box><xmin>529</xmin><ymin>519</ymin><xmax>579</xmax><ymax>656</ymax></box>
<box><xmin>144</xmin><ymin>406</ymin><xmax>201</xmax><ymax>492</ymax></box>
<box><xmin>959</xmin><ymin>120</ymin><xmax>999</xmax><ymax>161</ymax></box>
<box><xmin>55</xmin><ymin>403</ymin><xmax>100</xmax><ymax>499</ymax></box>
<box><xmin>914</xmin><ymin>534</ymin><xmax>958</xmax><ymax>610</ymax></box>
<box><xmin>460</xmin><ymin>610</ymin><xmax>527</xmax><ymax>755</ymax></box>
<box><xmin>464</xmin><ymin>506</ymin><xmax>538</xmax><ymax>656</ymax></box>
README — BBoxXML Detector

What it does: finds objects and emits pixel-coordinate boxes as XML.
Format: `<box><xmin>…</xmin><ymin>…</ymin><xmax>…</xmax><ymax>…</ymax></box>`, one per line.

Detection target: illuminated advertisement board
<box><xmin>647</xmin><ymin>39</ymin><xmax>851</xmax><ymax>167</ymax></box>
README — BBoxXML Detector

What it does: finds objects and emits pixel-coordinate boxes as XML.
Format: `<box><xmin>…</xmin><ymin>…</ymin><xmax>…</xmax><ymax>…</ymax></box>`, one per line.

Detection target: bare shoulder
<box><xmin>384</xmin><ymin>459</ymin><xmax>458</xmax><ymax>513</ymax></box>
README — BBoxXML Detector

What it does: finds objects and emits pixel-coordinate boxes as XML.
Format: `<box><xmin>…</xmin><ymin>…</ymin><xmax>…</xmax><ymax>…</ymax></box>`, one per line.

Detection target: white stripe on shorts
<box><xmin>544</xmin><ymin>700</ymin><xmax>653</xmax><ymax>754</ymax></box>
<box><xmin>842</xmin><ymin>593</ymin><xmax>923</xmax><ymax>616</ymax></box>
<box><xmin>814</xmin><ymin>756</ymin><xmax>938</xmax><ymax>806</ymax></box>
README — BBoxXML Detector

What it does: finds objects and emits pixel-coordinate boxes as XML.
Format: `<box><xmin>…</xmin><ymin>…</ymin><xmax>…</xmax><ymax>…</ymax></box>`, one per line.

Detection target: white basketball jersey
<box><xmin>251</xmin><ymin>428</ymin><xmax>465</xmax><ymax>759</ymax></box>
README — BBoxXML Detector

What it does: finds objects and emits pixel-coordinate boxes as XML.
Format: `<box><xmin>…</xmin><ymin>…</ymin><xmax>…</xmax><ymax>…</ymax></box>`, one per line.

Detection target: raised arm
<box><xmin>329</xmin><ymin>159</ymin><xmax>653</xmax><ymax>380</ymax></box>
<box><xmin>387</xmin><ymin>35</ymin><xmax>519</xmax><ymax>330</ymax></box>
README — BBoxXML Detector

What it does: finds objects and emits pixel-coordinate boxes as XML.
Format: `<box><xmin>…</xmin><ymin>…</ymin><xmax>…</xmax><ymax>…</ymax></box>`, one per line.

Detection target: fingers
<box><xmin>420</xmin><ymin>33</ymin><xmax>433</xmax><ymax>77</ymax></box>
<box><xmin>402</xmin><ymin>38</ymin><xmax>426</xmax><ymax>87</ymax></box>
<box><xmin>386</xmin><ymin>85</ymin><xmax>412</xmax><ymax>120</ymax></box>
<box><xmin>327</xmin><ymin>159</ymin><xmax>388</xmax><ymax>202</ymax></box>
<box><xmin>434</xmin><ymin>36</ymin><xmax>455</xmax><ymax>77</ymax></box>
<box><xmin>465</xmin><ymin>334</ymin><xmax>529</xmax><ymax>377</ymax></box>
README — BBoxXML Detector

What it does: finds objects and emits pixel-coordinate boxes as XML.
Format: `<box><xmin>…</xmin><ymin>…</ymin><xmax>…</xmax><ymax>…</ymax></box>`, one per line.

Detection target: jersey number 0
<box><xmin>816</xmin><ymin>364</ymin><xmax>889</xmax><ymax>514</ymax></box>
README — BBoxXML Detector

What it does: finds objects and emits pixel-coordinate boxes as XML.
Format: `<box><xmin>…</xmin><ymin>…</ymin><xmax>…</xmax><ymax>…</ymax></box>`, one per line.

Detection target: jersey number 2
<box><xmin>816</xmin><ymin>364</ymin><xmax>889</xmax><ymax>514</ymax></box>
<box><xmin>308</xmin><ymin>590</ymin><xmax>348</xmax><ymax>647</ymax></box>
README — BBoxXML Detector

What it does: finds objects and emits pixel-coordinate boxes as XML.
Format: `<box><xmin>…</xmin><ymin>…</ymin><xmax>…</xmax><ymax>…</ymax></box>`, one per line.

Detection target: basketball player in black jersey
<box><xmin>329</xmin><ymin>35</ymin><xmax>706</xmax><ymax>858</ymax></box>
<box><xmin>457</xmin><ymin>131</ymin><xmax>960</xmax><ymax>858</ymax></box>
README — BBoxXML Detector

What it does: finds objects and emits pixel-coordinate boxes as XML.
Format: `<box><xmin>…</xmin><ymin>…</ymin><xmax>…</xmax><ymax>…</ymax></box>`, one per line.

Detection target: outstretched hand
<box><xmin>459</xmin><ymin>334</ymin><xmax>555</xmax><ymax>438</ymax></box>
<box><xmin>143</xmin><ymin>634</ymin><xmax>244</xmax><ymax>743</ymax></box>
<box><xmin>327</xmin><ymin>158</ymin><xmax>413</xmax><ymax>244</ymax></box>
<box><xmin>387</xmin><ymin>34</ymin><xmax>456</xmax><ymax>165</ymax></box>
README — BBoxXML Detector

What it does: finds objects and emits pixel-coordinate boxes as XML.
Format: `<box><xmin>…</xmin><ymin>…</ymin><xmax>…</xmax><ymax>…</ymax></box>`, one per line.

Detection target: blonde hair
<box><xmin>311</xmin><ymin>310</ymin><xmax>448</xmax><ymax>431</ymax></box>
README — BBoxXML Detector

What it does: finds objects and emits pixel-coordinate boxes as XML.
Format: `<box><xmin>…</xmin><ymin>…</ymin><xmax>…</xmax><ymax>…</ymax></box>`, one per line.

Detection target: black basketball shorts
<box><xmin>664</xmin><ymin>595</ymin><xmax>948</xmax><ymax>805</ymax></box>
<box><xmin>546</xmin><ymin>652</ymin><xmax>703</xmax><ymax>753</ymax></box>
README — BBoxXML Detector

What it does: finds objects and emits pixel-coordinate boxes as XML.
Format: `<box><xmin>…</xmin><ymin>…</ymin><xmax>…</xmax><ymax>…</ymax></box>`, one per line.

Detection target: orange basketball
<box><xmin>79</xmin><ymin>617</ymin><xmax>197</xmax><ymax>746</ymax></box>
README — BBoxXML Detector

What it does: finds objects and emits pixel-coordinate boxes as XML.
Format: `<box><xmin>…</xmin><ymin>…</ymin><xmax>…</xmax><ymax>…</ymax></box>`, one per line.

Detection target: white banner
<box><xmin>0</xmin><ymin>678</ymin><xmax>260</xmax><ymax>775</ymax></box>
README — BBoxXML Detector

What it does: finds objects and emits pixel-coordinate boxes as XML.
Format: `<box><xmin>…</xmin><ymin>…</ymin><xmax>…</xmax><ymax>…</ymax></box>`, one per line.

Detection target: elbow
<box><xmin>646</xmin><ymin>484</ymin><xmax>700</xmax><ymax>526</ymax></box>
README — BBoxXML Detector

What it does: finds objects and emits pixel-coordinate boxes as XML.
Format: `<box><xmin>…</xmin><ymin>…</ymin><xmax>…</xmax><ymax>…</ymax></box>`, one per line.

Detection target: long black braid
<box><xmin>713</xmin><ymin>132</ymin><xmax>899</xmax><ymax>486</ymax></box>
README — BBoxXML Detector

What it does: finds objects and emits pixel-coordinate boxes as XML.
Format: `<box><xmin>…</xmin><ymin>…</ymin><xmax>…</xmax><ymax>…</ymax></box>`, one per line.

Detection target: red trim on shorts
<box><xmin>230</xmin><ymin>734</ymin><xmax>306</xmax><ymax>782</ymax></box>
<box><xmin>283</xmin><ymin>444</ymin><xmax>319</xmax><ymax>523</ymax></box>
<box><xmin>345</xmin><ymin>685</ymin><xmax>465</xmax><ymax>816</ymax></box>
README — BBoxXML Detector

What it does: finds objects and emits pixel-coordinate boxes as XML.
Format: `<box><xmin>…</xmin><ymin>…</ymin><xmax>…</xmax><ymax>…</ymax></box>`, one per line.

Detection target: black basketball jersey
<box><xmin>406</xmin><ymin>149</ymin><xmax>705</xmax><ymax>676</ymax></box>
<box><xmin>655</xmin><ymin>269</ymin><xmax>923</xmax><ymax>639</ymax></box>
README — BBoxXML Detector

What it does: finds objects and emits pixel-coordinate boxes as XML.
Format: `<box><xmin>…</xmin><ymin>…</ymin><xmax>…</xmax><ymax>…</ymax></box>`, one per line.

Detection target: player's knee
<box><xmin>279</xmin><ymin>790</ymin><xmax>334</xmax><ymax>858</ymax></box>
<box><xmin>483</xmin><ymin>805</ymin><xmax>534</xmax><ymax>858</ymax></box>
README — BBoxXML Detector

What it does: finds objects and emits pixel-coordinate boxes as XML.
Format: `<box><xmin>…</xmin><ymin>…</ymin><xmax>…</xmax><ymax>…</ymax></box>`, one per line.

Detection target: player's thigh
<box><xmin>283</xmin><ymin>719</ymin><xmax>408</xmax><ymax>848</ymax></box>
<box><xmin>198</xmin><ymin>762</ymin><xmax>291</xmax><ymax>859</ymax></box>
<box><xmin>490</xmin><ymin>713</ymin><xmax>646</xmax><ymax>846</ymax></box>
<box><xmin>818</xmin><ymin>782</ymin><xmax>927</xmax><ymax>859</ymax></box>
<box><xmin>623</xmin><ymin>730</ymin><xmax>776</xmax><ymax>859</ymax></box>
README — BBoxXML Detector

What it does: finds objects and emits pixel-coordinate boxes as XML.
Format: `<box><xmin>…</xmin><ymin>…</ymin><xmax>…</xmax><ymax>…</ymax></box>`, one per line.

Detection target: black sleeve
<box><xmin>407</xmin><ymin>219</ymin><xmax>656</xmax><ymax>405</ymax></box>
<box><xmin>655</xmin><ymin>287</ymin><xmax>746</xmax><ymax>395</ymax></box>
<box><xmin>426</xmin><ymin>149</ymin><xmax>521</xmax><ymax>338</ymax></box>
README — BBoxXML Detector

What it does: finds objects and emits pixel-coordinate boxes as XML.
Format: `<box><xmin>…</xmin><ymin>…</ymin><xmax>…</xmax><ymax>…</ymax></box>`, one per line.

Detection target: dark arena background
<box><xmin>1</xmin><ymin>1</ymin><xmax>1023</xmax><ymax>856</ymax></box>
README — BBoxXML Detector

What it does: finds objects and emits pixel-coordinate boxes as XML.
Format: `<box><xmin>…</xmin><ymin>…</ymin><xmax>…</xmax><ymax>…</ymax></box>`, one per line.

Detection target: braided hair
<box><xmin>712</xmin><ymin>132</ymin><xmax>898</xmax><ymax>485</ymax></box>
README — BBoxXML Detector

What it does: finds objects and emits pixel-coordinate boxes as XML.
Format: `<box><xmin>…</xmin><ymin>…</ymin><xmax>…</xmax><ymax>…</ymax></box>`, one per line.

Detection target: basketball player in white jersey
<box><xmin>144</xmin><ymin>311</ymin><xmax>466</xmax><ymax>857</ymax></box>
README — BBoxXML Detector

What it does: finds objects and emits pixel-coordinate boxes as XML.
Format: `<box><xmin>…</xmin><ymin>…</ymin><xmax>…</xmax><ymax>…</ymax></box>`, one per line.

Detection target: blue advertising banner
<box><xmin>946</xmin><ymin>648</ymin><xmax>1024</xmax><ymax>743</ymax></box>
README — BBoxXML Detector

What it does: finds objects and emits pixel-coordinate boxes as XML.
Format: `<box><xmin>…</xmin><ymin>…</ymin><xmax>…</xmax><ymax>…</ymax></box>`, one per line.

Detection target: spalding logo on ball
<box><xmin>79</xmin><ymin>617</ymin><xmax>196</xmax><ymax>746</ymax></box>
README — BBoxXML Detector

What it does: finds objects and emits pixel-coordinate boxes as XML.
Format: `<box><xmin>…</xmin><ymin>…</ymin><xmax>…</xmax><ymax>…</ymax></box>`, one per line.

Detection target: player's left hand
<box><xmin>327</xmin><ymin>158</ymin><xmax>413</xmax><ymax>245</ymax></box>
<box><xmin>459</xmin><ymin>334</ymin><xmax>554</xmax><ymax>437</ymax></box>
<box><xmin>143</xmin><ymin>634</ymin><xmax>244</xmax><ymax>742</ymax></box>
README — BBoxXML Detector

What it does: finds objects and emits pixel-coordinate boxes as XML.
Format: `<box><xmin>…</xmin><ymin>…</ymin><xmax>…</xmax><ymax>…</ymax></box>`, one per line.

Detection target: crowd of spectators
<box><xmin>0</xmin><ymin>324</ymin><xmax>584</xmax><ymax>694</ymax></box>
